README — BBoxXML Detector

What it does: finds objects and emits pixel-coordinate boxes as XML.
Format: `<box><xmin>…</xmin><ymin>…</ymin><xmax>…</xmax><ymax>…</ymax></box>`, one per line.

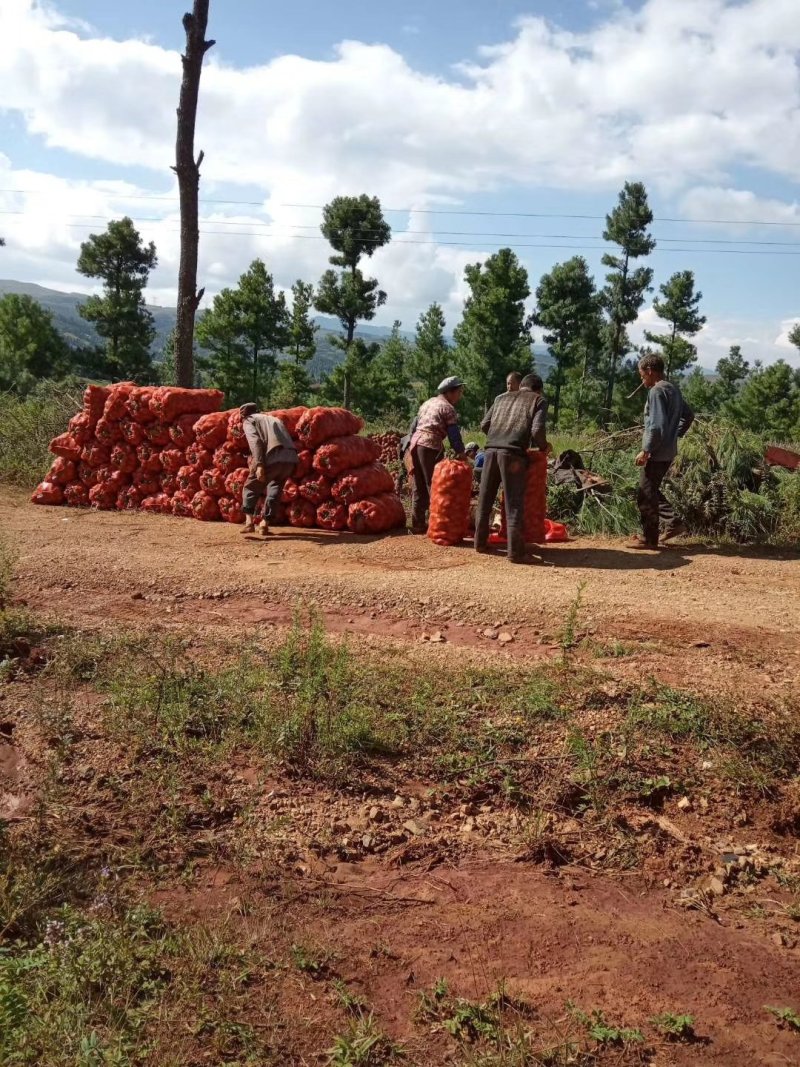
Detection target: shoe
<box><xmin>626</xmin><ymin>537</ymin><xmax>660</xmax><ymax>550</ymax></box>
<box><xmin>661</xmin><ymin>522</ymin><xmax>687</xmax><ymax>543</ymax></box>
<box><xmin>257</xmin><ymin>520</ymin><xmax>270</xmax><ymax>537</ymax></box>
<box><xmin>475</xmin><ymin>545</ymin><xmax>491</xmax><ymax>555</ymax></box>
<box><xmin>241</xmin><ymin>520</ymin><xmax>255</xmax><ymax>534</ymax></box>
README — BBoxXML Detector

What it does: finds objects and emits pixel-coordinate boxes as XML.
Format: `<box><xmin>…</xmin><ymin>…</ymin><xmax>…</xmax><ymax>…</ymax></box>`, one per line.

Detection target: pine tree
<box><xmin>645</xmin><ymin>270</ymin><xmax>706</xmax><ymax>377</ymax></box>
<box><xmin>407</xmin><ymin>303</ymin><xmax>450</xmax><ymax>402</ymax></box>
<box><xmin>273</xmin><ymin>280</ymin><xmax>318</xmax><ymax>406</ymax></box>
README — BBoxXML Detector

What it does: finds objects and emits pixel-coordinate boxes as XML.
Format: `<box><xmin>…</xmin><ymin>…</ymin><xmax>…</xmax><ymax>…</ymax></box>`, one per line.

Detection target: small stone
<box><xmin>391</xmin><ymin>796</ymin><xmax>405</xmax><ymax>809</ymax></box>
<box><xmin>708</xmin><ymin>877</ymin><xmax>726</xmax><ymax>897</ymax></box>
<box><xmin>483</xmin><ymin>628</ymin><xmax>499</xmax><ymax>640</ymax></box>
<box><xmin>429</xmin><ymin>631</ymin><xmax>447</xmax><ymax>644</ymax></box>
<box><xmin>369</xmin><ymin>806</ymin><xmax>383</xmax><ymax>823</ymax></box>
<box><xmin>772</xmin><ymin>932</ymin><xmax>786</xmax><ymax>948</ymax></box>
<box><xmin>403</xmin><ymin>819</ymin><xmax>426</xmax><ymax>836</ymax></box>
<box><xmin>498</xmin><ymin>632</ymin><xmax>514</xmax><ymax>645</ymax></box>
<box><xmin>362</xmin><ymin>834</ymin><xmax>373</xmax><ymax>850</ymax></box>
<box><xmin>677</xmin><ymin>797</ymin><xmax>692</xmax><ymax>811</ymax></box>
<box><xmin>461</xmin><ymin>816</ymin><xmax>476</xmax><ymax>833</ymax></box>
<box><xmin>701</xmin><ymin>760</ymin><xmax>713</xmax><ymax>771</ymax></box>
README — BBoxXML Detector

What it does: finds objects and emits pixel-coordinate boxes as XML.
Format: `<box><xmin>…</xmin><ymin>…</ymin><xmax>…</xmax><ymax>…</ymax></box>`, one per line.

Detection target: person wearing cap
<box><xmin>408</xmin><ymin>377</ymin><xmax>467</xmax><ymax>533</ymax></box>
<box><xmin>474</xmin><ymin>373</ymin><xmax>548</xmax><ymax>564</ymax></box>
<box><xmin>239</xmin><ymin>404</ymin><xmax>298</xmax><ymax>535</ymax></box>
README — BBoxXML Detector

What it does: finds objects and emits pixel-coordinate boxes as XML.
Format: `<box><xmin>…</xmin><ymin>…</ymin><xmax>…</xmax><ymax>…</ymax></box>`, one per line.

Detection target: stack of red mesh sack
<box><xmin>33</xmin><ymin>392</ymin><xmax>406</xmax><ymax>535</ymax></box>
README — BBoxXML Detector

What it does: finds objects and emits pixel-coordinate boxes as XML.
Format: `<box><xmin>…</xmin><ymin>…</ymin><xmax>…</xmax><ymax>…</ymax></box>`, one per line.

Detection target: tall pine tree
<box><xmin>407</xmin><ymin>303</ymin><xmax>450</xmax><ymax>402</ymax></box>
<box><xmin>645</xmin><ymin>270</ymin><xmax>706</xmax><ymax>377</ymax></box>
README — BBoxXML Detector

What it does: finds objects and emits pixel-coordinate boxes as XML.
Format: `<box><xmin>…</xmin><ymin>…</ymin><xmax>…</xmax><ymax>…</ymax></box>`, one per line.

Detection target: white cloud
<box><xmin>1</xmin><ymin>0</ymin><xmax>799</xmax><ymax>358</ymax></box>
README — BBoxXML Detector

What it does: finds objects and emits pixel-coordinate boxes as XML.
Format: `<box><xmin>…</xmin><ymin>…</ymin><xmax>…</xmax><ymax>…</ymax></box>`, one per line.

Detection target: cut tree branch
<box><xmin>173</xmin><ymin>1</ymin><xmax>214</xmax><ymax>388</ymax></box>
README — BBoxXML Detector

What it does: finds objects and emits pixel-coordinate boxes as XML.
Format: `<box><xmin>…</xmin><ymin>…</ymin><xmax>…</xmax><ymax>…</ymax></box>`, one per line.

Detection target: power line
<box><xmin>1</xmin><ymin>187</ymin><xmax>799</xmax><ymax>227</ymax></box>
<box><xmin>14</xmin><ymin>219</ymin><xmax>800</xmax><ymax>255</ymax></box>
<box><xmin>3</xmin><ymin>209</ymin><xmax>800</xmax><ymax>249</ymax></box>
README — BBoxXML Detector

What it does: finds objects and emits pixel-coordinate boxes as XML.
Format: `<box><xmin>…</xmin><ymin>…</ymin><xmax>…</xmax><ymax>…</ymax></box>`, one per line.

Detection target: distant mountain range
<box><xmin>0</xmin><ymin>279</ymin><xmax>555</xmax><ymax>380</ymax></box>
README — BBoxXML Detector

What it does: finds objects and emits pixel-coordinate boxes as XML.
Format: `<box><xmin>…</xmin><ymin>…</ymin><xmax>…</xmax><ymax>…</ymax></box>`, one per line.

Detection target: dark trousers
<box><xmin>474</xmin><ymin>449</ymin><xmax>528</xmax><ymax>561</ymax></box>
<box><xmin>242</xmin><ymin>460</ymin><xmax>296</xmax><ymax>520</ymax></box>
<box><xmin>410</xmin><ymin>445</ymin><xmax>442</xmax><ymax>531</ymax></box>
<box><xmin>637</xmin><ymin>460</ymin><xmax>675</xmax><ymax>545</ymax></box>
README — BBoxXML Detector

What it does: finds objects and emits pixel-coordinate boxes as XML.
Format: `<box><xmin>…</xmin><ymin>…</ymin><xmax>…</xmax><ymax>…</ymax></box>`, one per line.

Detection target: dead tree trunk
<box><xmin>173</xmin><ymin>1</ymin><xmax>214</xmax><ymax>388</ymax></box>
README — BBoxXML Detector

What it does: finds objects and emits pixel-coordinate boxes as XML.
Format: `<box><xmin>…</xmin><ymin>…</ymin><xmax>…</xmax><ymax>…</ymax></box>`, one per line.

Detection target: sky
<box><xmin>1</xmin><ymin>0</ymin><xmax>799</xmax><ymax>369</ymax></box>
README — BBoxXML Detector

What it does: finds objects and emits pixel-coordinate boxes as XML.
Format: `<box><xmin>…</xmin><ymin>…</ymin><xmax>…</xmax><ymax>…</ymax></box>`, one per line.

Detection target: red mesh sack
<box><xmin>133</xmin><ymin>470</ymin><xmax>160</xmax><ymax>496</ymax></box>
<box><xmin>193</xmin><ymin>410</ymin><xmax>230</xmax><ymax>450</ymax></box>
<box><xmin>332</xmin><ymin>462</ymin><xmax>394</xmax><ymax>504</ymax></box>
<box><xmin>64</xmin><ymin>482</ymin><xmax>90</xmax><ymax>508</ymax></box>
<box><xmin>103</xmin><ymin>382</ymin><xmax>135</xmax><ymax>420</ymax></box>
<box><xmin>316</xmin><ymin>500</ymin><xmax>348</xmax><ymax>530</ymax></box>
<box><xmin>169</xmin><ymin>414</ymin><xmax>198</xmax><ymax>449</ymax></box>
<box><xmin>160</xmin><ymin>472</ymin><xmax>179</xmax><ymax>496</ymax></box>
<box><xmin>226</xmin><ymin>409</ymin><xmax>247</xmax><ymax>446</ymax></box>
<box><xmin>296</xmin><ymin>407</ymin><xmax>363</xmax><ymax>449</ymax></box>
<box><xmin>270</xmin><ymin>406</ymin><xmax>308</xmax><ymax>438</ymax></box>
<box><xmin>348</xmin><ymin>493</ymin><xmax>406</xmax><ymax>535</ymax></box>
<box><xmin>68</xmin><ymin>413</ymin><xmax>93</xmax><ymax>444</ymax></box>
<box><xmin>117</xmin><ymin>486</ymin><xmax>144</xmax><ymax>511</ymax></box>
<box><xmin>176</xmin><ymin>465</ymin><xmax>202</xmax><ymax>494</ymax></box>
<box><xmin>136</xmin><ymin>443</ymin><xmax>163</xmax><ymax>474</ymax></box>
<box><xmin>31</xmin><ymin>480</ymin><xmax>64</xmax><ymax>505</ymax></box>
<box><xmin>95</xmin><ymin>418</ymin><xmax>122</xmax><ymax>446</ymax></box>
<box><xmin>224</xmin><ymin>468</ymin><xmax>248</xmax><ymax>497</ymax></box>
<box><xmin>497</xmin><ymin>452</ymin><xmax>548</xmax><ymax>544</ymax></box>
<box><xmin>185</xmin><ymin>443</ymin><xmax>213</xmax><ymax>470</ymax></box>
<box><xmin>141</xmin><ymin>493</ymin><xmax>173</xmax><ymax>514</ymax></box>
<box><xmin>83</xmin><ymin>384</ymin><xmax>110</xmax><ymax>424</ymax></box>
<box><xmin>313</xmin><ymin>435</ymin><xmax>380</xmax><ymax>478</ymax></box>
<box><xmin>172</xmin><ymin>490</ymin><xmax>195</xmax><ymax>518</ymax></box>
<box><xmin>160</xmin><ymin>448</ymin><xmax>185</xmax><ymax>474</ymax></box>
<box><xmin>288</xmin><ymin>499</ymin><xmax>317</xmax><ymax>528</ymax></box>
<box><xmin>47</xmin><ymin>457</ymin><xmax>76</xmax><ymax>485</ymax></box>
<box><xmin>111</xmin><ymin>443</ymin><xmax>138</xmax><ymax>474</ymax></box>
<box><xmin>213</xmin><ymin>442</ymin><xmax>247</xmax><ymax>475</ymax></box>
<box><xmin>89</xmin><ymin>483</ymin><xmax>118</xmax><ymax>510</ymax></box>
<box><xmin>145</xmin><ymin>421</ymin><xmax>171</xmax><ymax>447</ymax></box>
<box><xmin>199</xmin><ymin>467</ymin><xmax>227</xmax><ymax>496</ymax></box>
<box><xmin>78</xmin><ymin>462</ymin><xmax>100</xmax><ymax>488</ymax></box>
<box><xmin>119</xmin><ymin>418</ymin><xmax>144</xmax><ymax>446</ymax></box>
<box><xmin>49</xmin><ymin>432</ymin><xmax>82</xmax><ymax>461</ymax></box>
<box><xmin>127</xmin><ymin>387</ymin><xmax>157</xmax><ymax>423</ymax></box>
<box><xmin>150</xmin><ymin>387</ymin><xmax>223</xmax><ymax>422</ymax></box>
<box><xmin>545</xmin><ymin>519</ymin><xmax>568</xmax><ymax>543</ymax></box>
<box><xmin>94</xmin><ymin>465</ymin><xmax>124</xmax><ymax>490</ymax></box>
<box><xmin>294</xmin><ymin>449</ymin><xmax>313</xmax><ymax>480</ymax></box>
<box><xmin>218</xmin><ymin>495</ymin><xmax>245</xmax><ymax>524</ymax></box>
<box><xmin>427</xmin><ymin>459</ymin><xmax>472</xmax><ymax>546</ymax></box>
<box><xmin>298</xmin><ymin>473</ymin><xmax>332</xmax><ymax>505</ymax></box>
<box><xmin>191</xmin><ymin>490</ymin><xmax>220</xmax><ymax>522</ymax></box>
<box><xmin>281</xmin><ymin>479</ymin><xmax>299</xmax><ymax>504</ymax></box>
<box><xmin>80</xmin><ymin>442</ymin><xmax>110</xmax><ymax>469</ymax></box>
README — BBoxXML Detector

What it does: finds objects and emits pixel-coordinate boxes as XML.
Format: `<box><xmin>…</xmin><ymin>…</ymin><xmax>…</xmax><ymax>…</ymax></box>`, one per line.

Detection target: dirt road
<box><xmin>4</xmin><ymin>487</ymin><xmax>799</xmax><ymax>702</ymax></box>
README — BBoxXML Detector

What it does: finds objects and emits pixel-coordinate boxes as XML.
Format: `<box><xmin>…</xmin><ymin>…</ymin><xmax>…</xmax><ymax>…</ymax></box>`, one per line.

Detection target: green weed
<box><xmin>328</xmin><ymin>1012</ymin><xmax>402</xmax><ymax>1065</ymax></box>
<box><xmin>766</xmin><ymin>1006</ymin><xmax>800</xmax><ymax>1033</ymax></box>
<box><xmin>650</xmin><ymin>1012</ymin><xmax>696</xmax><ymax>1041</ymax></box>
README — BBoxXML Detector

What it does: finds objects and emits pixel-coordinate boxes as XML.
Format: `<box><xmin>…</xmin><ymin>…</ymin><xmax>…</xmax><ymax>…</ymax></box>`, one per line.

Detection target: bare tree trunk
<box><xmin>173</xmin><ymin>1</ymin><xmax>214</xmax><ymax>389</ymax></box>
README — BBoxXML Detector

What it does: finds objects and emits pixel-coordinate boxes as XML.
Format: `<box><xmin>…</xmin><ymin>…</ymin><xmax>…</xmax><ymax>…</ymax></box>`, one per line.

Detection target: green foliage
<box><xmin>570</xmin><ymin>1006</ymin><xmax>644</xmax><ymax>1047</ymax></box>
<box><xmin>198</xmin><ymin>259</ymin><xmax>290</xmax><ymax>407</ymax></box>
<box><xmin>601</xmin><ymin>182</ymin><xmax>656</xmax><ymax>415</ymax></box>
<box><xmin>407</xmin><ymin>303</ymin><xmax>451</xmax><ymax>403</ymax></box>
<box><xmin>650</xmin><ymin>1012</ymin><xmax>696</xmax><ymax>1041</ymax></box>
<box><xmin>315</xmin><ymin>195</ymin><xmax>391</xmax><ymax>411</ymax></box>
<box><xmin>0</xmin><ymin>381</ymin><xmax>80</xmax><ymax>486</ymax></box>
<box><xmin>766</xmin><ymin>1006</ymin><xmax>800</xmax><ymax>1033</ymax></box>
<box><xmin>453</xmin><ymin>248</ymin><xmax>533</xmax><ymax>420</ymax></box>
<box><xmin>273</xmin><ymin>279</ymin><xmax>318</xmax><ymax>406</ymax></box>
<box><xmin>328</xmin><ymin>1012</ymin><xmax>401</xmax><ymax>1065</ymax></box>
<box><xmin>76</xmin><ymin>216</ymin><xmax>158</xmax><ymax>382</ymax></box>
<box><xmin>360</xmin><ymin>321</ymin><xmax>413</xmax><ymax>422</ymax></box>
<box><xmin>0</xmin><ymin>294</ymin><xmax>70</xmax><ymax>393</ymax></box>
<box><xmin>645</xmin><ymin>270</ymin><xmax>706</xmax><ymax>377</ymax></box>
<box><xmin>533</xmin><ymin>256</ymin><xmax>603</xmax><ymax>428</ymax></box>
<box><xmin>725</xmin><ymin>360</ymin><xmax>800</xmax><ymax>440</ymax></box>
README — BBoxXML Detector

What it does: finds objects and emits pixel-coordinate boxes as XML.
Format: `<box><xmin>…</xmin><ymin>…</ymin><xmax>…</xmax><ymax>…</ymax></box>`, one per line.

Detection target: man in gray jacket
<box><xmin>474</xmin><ymin>374</ymin><xmax>548</xmax><ymax>563</ymax></box>
<box><xmin>240</xmin><ymin>404</ymin><xmax>298</xmax><ymax>535</ymax></box>
<box><xmin>631</xmin><ymin>353</ymin><xmax>695</xmax><ymax>549</ymax></box>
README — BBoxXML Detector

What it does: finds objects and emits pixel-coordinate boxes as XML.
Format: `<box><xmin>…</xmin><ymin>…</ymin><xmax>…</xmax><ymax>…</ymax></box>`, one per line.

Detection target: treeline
<box><xmin>2</xmin><ymin>185</ymin><xmax>800</xmax><ymax>439</ymax></box>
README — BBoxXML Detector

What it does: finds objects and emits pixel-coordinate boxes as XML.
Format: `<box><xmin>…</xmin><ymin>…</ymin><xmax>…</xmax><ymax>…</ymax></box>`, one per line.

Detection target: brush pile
<box><xmin>32</xmin><ymin>385</ymin><xmax>406</xmax><ymax>535</ymax></box>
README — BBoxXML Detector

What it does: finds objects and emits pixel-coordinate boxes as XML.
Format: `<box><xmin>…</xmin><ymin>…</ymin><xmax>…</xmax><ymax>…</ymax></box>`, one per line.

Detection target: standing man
<box><xmin>240</xmin><ymin>403</ymin><xmax>298</xmax><ymax>536</ymax></box>
<box><xmin>474</xmin><ymin>374</ymin><xmax>548</xmax><ymax>564</ymax></box>
<box><xmin>409</xmin><ymin>376</ymin><xmax>467</xmax><ymax>533</ymax></box>
<box><xmin>495</xmin><ymin>371</ymin><xmax>522</xmax><ymax>403</ymax></box>
<box><xmin>630</xmin><ymin>353</ymin><xmax>694</xmax><ymax>550</ymax></box>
